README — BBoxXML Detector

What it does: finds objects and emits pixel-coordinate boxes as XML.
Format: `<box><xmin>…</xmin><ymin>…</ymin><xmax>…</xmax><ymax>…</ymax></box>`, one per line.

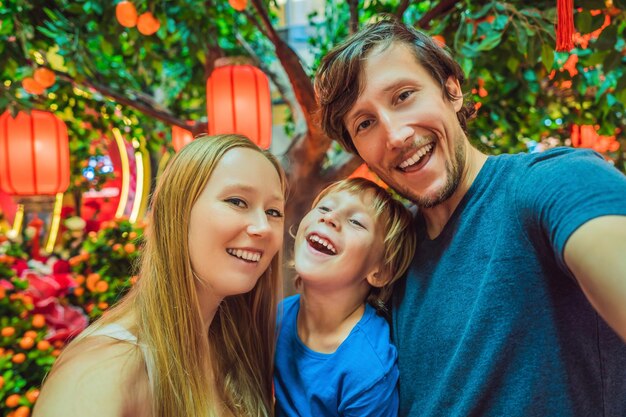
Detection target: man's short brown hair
<box><xmin>315</xmin><ymin>17</ymin><xmax>475</xmax><ymax>155</ymax></box>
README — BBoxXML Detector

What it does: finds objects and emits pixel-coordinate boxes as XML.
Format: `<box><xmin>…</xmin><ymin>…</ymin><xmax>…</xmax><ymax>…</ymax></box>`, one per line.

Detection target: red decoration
<box><xmin>0</xmin><ymin>110</ymin><xmax>70</xmax><ymax>196</ymax></box>
<box><xmin>33</xmin><ymin>68</ymin><xmax>56</xmax><ymax>88</ymax></box>
<box><xmin>116</xmin><ymin>1</ymin><xmax>138</xmax><ymax>28</ymax></box>
<box><xmin>571</xmin><ymin>124</ymin><xmax>620</xmax><ymax>153</ymax></box>
<box><xmin>137</xmin><ymin>12</ymin><xmax>160</xmax><ymax>35</ymax></box>
<box><xmin>349</xmin><ymin>164</ymin><xmax>387</xmax><ymax>189</ymax></box>
<box><xmin>172</xmin><ymin>124</ymin><xmax>194</xmax><ymax>152</ymax></box>
<box><xmin>206</xmin><ymin>65</ymin><xmax>272</xmax><ymax>149</ymax></box>
<box><xmin>556</xmin><ymin>0</ymin><xmax>574</xmax><ymax>52</ymax></box>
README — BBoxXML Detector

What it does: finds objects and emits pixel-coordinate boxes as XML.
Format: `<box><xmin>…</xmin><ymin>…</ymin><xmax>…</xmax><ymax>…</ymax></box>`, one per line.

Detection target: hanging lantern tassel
<box><xmin>556</xmin><ymin>0</ymin><xmax>574</xmax><ymax>52</ymax></box>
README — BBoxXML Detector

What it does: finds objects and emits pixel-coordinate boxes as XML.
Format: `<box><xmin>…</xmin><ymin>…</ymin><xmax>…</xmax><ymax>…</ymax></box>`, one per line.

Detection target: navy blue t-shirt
<box><xmin>392</xmin><ymin>148</ymin><xmax>626</xmax><ymax>416</ymax></box>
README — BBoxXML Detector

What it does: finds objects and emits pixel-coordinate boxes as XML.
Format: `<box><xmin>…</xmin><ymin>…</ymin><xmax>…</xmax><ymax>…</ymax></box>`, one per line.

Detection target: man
<box><xmin>315</xmin><ymin>18</ymin><xmax>626</xmax><ymax>416</ymax></box>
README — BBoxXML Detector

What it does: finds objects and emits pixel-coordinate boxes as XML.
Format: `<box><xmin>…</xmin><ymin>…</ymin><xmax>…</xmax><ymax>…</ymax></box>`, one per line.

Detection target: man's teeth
<box><xmin>308</xmin><ymin>235</ymin><xmax>336</xmax><ymax>254</ymax></box>
<box><xmin>399</xmin><ymin>144</ymin><xmax>433</xmax><ymax>169</ymax></box>
<box><xmin>227</xmin><ymin>249</ymin><xmax>261</xmax><ymax>262</ymax></box>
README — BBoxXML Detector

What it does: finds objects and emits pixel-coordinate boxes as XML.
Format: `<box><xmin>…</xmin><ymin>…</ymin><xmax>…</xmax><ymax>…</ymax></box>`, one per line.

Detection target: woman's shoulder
<box><xmin>33</xmin><ymin>330</ymin><xmax>150</xmax><ymax>417</ymax></box>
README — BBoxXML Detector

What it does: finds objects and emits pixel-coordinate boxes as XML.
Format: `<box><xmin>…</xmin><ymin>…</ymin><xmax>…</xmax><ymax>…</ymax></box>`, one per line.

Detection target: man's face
<box><xmin>343</xmin><ymin>42</ymin><xmax>467</xmax><ymax>208</ymax></box>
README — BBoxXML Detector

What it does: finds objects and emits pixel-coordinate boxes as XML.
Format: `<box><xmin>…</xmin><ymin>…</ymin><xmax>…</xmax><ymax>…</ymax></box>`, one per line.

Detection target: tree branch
<box><xmin>395</xmin><ymin>0</ymin><xmax>411</xmax><ymax>19</ymax></box>
<box><xmin>56</xmin><ymin>72</ymin><xmax>206</xmax><ymax>136</ymax></box>
<box><xmin>248</xmin><ymin>0</ymin><xmax>319</xmax><ymax>130</ymax></box>
<box><xmin>418</xmin><ymin>0</ymin><xmax>461</xmax><ymax>30</ymax></box>
<box><xmin>348</xmin><ymin>0</ymin><xmax>359</xmax><ymax>35</ymax></box>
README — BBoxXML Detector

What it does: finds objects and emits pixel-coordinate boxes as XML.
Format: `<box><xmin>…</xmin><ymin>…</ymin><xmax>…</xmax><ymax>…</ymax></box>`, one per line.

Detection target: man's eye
<box><xmin>266</xmin><ymin>208</ymin><xmax>284</xmax><ymax>218</ymax></box>
<box><xmin>226</xmin><ymin>198</ymin><xmax>247</xmax><ymax>208</ymax></box>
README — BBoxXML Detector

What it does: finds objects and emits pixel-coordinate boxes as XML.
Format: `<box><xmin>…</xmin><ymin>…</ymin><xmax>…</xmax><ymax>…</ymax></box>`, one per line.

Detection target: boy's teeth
<box><xmin>308</xmin><ymin>235</ymin><xmax>336</xmax><ymax>254</ymax></box>
<box><xmin>227</xmin><ymin>249</ymin><xmax>261</xmax><ymax>262</ymax></box>
<box><xmin>399</xmin><ymin>144</ymin><xmax>433</xmax><ymax>169</ymax></box>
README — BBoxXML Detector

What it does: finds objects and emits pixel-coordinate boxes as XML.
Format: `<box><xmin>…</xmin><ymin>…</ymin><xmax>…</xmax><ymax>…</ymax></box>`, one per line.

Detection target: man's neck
<box><xmin>421</xmin><ymin>147</ymin><xmax>488</xmax><ymax>239</ymax></box>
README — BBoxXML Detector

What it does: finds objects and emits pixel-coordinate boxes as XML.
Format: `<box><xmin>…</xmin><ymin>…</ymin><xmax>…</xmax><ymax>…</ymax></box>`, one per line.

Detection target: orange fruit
<box><xmin>229</xmin><ymin>0</ymin><xmax>247</xmax><ymax>11</ymax></box>
<box><xmin>51</xmin><ymin>349</ymin><xmax>61</xmax><ymax>357</ymax></box>
<box><xmin>98</xmin><ymin>301</ymin><xmax>109</xmax><ymax>310</ymax></box>
<box><xmin>137</xmin><ymin>12</ymin><xmax>160</xmax><ymax>35</ymax></box>
<box><xmin>431</xmin><ymin>35</ymin><xmax>446</xmax><ymax>47</ymax></box>
<box><xmin>22</xmin><ymin>77</ymin><xmax>44</xmax><ymax>95</ymax></box>
<box><xmin>74</xmin><ymin>287</ymin><xmax>84</xmax><ymax>296</ymax></box>
<box><xmin>0</xmin><ymin>375</ymin><xmax>4</xmax><ymax>389</ymax></box>
<box><xmin>19</xmin><ymin>336</ymin><xmax>35</xmax><ymax>350</ymax></box>
<box><xmin>75</xmin><ymin>274</ymin><xmax>85</xmax><ymax>285</ymax></box>
<box><xmin>123</xmin><ymin>242</ymin><xmax>136</xmax><ymax>253</ymax></box>
<box><xmin>116</xmin><ymin>1</ymin><xmax>138</xmax><ymax>27</ymax></box>
<box><xmin>12</xmin><ymin>352</ymin><xmax>26</xmax><ymax>363</ymax></box>
<box><xmin>32</xmin><ymin>314</ymin><xmax>46</xmax><ymax>328</ymax></box>
<box><xmin>14</xmin><ymin>406</ymin><xmax>31</xmax><ymax>417</ymax></box>
<box><xmin>95</xmin><ymin>280</ymin><xmax>109</xmax><ymax>293</ymax></box>
<box><xmin>0</xmin><ymin>286</ymin><xmax>5</xmax><ymax>299</ymax></box>
<box><xmin>5</xmin><ymin>394</ymin><xmax>20</xmax><ymax>408</ymax></box>
<box><xmin>33</xmin><ymin>68</ymin><xmax>55</xmax><ymax>88</ymax></box>
<box><xmin>2</xmin><ymin>326</ymin><xmax>16</xmax><ymax>337</ymax></box>
<box><xmin>25</xmin><ymin>389</ymin><xmax>39</xmax><ymax>403</ymax></box>
<box><xmin>37</xmin><ymin>340</ymin><xmax>51</xmax><ymax>351</ymax></box>
<box><xmin>23</xmin><ymin>330</ymin><xmax>37</xmax><ymax>339</ymax></box>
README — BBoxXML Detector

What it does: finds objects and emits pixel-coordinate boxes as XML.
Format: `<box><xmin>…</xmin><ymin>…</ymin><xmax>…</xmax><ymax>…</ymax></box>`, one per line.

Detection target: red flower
<box><xmin>52</xmin><ymin>259</ymin><xmax>70</xmax><ymax>274</ymax></box>
<box><xmin>12</xmin><ymin>258</ymin><xmax>28</xmax><ymax>276</ymax></box>
<box><xmin>23</xmin><ymin>272</ymin><xmax>76</xmax><ymax>313</ymax></box>
<box><xmin>45</xmin><ymin>303</ymin><xmax>89</xmax><ymax>343</ymax></box>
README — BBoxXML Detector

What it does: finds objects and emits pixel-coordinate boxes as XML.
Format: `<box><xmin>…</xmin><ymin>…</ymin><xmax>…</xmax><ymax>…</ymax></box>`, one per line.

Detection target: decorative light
<box><xmin>206</xmin><ymin>64</ymin><xmax>272</xmax><ymax>149</ymax></box>
<box><xmin>0</xmin><ymin>110</ymin><xmax>70</xmax><ymax>196</ymax></box>
<box><xmin>172</xmin><ymin>125</ymin><xmax>194</xmax><ymax>152</ymax></box>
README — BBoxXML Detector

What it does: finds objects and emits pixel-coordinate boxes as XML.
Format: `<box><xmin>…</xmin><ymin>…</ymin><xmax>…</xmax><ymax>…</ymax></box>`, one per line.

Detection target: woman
<box><xmin>33</xmin><ymin>134</ymin><xmax>287</xmax><ymax>417</ymax></box>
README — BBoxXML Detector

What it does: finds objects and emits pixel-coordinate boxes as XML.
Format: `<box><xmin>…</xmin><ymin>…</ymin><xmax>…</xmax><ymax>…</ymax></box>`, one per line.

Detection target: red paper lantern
<box><xmin>0</xmin><ymin>110</ymin><xmax>70</xmax><ymax>196</ymax></box>
<box><xmin>172</xmin><ymin>125</ymin><xmax>194</xmax><ymax>152</ymax></box>
<box><xmin>206</xmin><ymin>64</ymin><xmax>272</xmax><ymax>149</ymax></box>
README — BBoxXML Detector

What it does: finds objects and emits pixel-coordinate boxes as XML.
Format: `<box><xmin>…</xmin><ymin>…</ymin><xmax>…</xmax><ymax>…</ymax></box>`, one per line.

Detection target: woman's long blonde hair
<box><xmin>73</xmin><ymin>134</ymin><xmax>285</xmax><ymax>416</ymax></box>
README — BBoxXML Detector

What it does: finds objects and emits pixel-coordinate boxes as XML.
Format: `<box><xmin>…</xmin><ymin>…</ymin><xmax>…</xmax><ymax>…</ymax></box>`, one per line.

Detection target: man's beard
<box><xmin>395</xmin><ymin>138</ymin><xmax>466</xmax><ymax>209</ymax></box>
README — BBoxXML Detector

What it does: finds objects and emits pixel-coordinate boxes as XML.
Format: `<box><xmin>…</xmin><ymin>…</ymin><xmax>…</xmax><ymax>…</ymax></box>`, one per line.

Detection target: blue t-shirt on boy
<box><xmin>275</xmin><ymin>294</ymin><xmax>399</xmax><ymax>417</ymax></box>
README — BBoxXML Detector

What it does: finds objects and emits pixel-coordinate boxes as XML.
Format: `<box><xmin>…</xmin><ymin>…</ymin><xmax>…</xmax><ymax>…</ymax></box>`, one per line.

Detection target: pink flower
<box><xmin>45</xmin><ymin>304</ymin><xmax>89</xmax><ymax>343</ymax></box>
<box><xmin>12</xmin><ymin>258</ymin><xmax>28</xmax><ymax>276</ymax></box>
<box><xmin>0</xmin><ymin>279</ymin><xmax>14</xmax><ymax>291</ymax></box>
<box><xmin>23</xmin><ymin>272</ymin><xmax>76</xmax><ymax>313</ymax></box>
<box><xmin>52</xmin><ymin>259</ymin><xmax>70</xmax><ymax>274</ymax></box>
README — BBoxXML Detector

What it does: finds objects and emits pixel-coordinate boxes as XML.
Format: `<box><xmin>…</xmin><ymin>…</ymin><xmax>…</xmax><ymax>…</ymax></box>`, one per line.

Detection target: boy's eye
<box><xmin>226</xmin><ymin>198</ymin><xmax>247</xmax><ymax>208</ymax></box>
<box><xmin>349</xmin><ymin>219</ymin><xmax>365</xmax><ymax>228</ymax></box>
<box><xmin>266</xmin><ymin>208</ymin><xmax>284</xmax><ymax>218</ymax></box>
<box><xmin>318</xmin><ymin>206</ymin><xmax>330</xmax><ymax>213</ymax></box>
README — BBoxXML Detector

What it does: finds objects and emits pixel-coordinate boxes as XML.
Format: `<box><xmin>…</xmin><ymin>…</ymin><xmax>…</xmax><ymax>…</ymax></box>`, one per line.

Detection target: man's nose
<box><xmin>381</xmin><ymin>112</ymin><xmax>413</xmax><ymax>150</ymax></box>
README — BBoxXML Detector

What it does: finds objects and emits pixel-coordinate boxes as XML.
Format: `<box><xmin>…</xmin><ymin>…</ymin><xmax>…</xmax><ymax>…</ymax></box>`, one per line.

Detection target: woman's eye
<box><xmin>226</xmin><ymin>198</ymin><xmax>247</xmax><ymax>208</ymax></box>
<box><xmin>266</xmin><ymin>208</ymin><xmax>284</xmax><ymax>218</ymax></box>
<box><xmin>356</xmin><ymin>119</ymin><xmax>372</xmax><ymax>133</ymax></box>
<box><xmin>398</xmin><ymin>90</ymin><xmax>413</xmax><ymax>102</ymax></box>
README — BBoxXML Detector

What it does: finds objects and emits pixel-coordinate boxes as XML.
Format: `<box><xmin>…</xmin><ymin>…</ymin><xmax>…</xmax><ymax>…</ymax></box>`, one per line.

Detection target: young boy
<box><xmin>274</xmin><ymin>177</ymin><xmax>416</xmax><ymax>417</ymax></box>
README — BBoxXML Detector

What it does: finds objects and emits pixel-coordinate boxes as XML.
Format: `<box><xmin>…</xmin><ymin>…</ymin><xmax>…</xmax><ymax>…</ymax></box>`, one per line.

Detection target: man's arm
<box><xmin>564</xmin><ymin>215</ymin><xmax>626</xmax><ymax>342</ymax></box>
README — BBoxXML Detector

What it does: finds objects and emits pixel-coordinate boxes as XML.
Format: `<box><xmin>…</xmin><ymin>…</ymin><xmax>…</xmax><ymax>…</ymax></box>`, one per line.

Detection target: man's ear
<box><xmin>445</xmin><ymin>76</ymin><xmax>463</xmax><ymax>112</ymax></box>
<box><xmin>366</xmin><ymin>268</ymin><xmax>390</xmax><ymax>288</ymax></box>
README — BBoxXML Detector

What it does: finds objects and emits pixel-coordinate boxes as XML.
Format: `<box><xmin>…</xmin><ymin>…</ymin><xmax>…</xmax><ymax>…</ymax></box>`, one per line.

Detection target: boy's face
<box><xmin>343</xmin><ymin>42</ymin><xmax>467</xmax><ymax>208</ymax></box>
<box><xmin>294</xmin><ymin>190</ymin><xmax>385</xmax><ymax>288</ymax></box>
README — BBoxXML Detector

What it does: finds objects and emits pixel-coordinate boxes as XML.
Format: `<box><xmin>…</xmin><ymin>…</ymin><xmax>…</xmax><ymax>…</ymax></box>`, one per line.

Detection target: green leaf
<box><xmin>603</xmin><ymin>50</ymin><xmax>623</xmax><ymax>72</ymax></box>
<box><xmin>476</xmin><ymin>32</ymin><xmax>503</xmax><ymax>51</ymax></box>
<box><xmin>527</xmin><ymin>36</ymin><xmax>542</xmax><ymax>65</ymax></box>
<box><xmin>541</xmin><ymin>44</ymin><xmax>554</xmax><ymax>71</ymax></box>
<box><xmin>595</xmin><ymin>24</ymin><xmax>617</xmax><ymax>50</ymax></box>
<box><xmin>513</xmin><ymin>22</ymin><xmax>528</xmax><ymax>54</ymax></box>
<box><xmin>575</xmin><ymin>11</ymin><xmax>592</xmax><ymax>34</ymax></box>
<box><xmin>506</xmin><ymin>57</ymin><xmax>520</xmax><ymax>73</ymax></box>
<box><xmin>583</xmin><ymin>50</ymin><xmax>610</xmax><ymax>66</ymax></box>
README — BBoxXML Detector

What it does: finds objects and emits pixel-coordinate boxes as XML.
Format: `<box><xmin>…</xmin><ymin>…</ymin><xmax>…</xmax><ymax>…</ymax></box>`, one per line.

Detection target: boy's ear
<box><xmin>366</xmin><ymin>268</ymin><xmax>390</xmax><ymax>288</ymax></box>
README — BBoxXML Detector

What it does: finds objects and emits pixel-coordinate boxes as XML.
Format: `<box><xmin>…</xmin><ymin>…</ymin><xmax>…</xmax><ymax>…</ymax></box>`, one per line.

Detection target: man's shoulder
<box><xmin>502</xmin><ymin>146</ymin><xmax>605</xmax><ymax>168</ymax></box>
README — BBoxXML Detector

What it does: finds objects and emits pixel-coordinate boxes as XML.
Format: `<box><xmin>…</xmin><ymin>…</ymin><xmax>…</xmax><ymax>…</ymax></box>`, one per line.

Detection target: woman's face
<box><xmin>188</xmin><ymin>147</ymin><xmax>285</xmax><ymax>302</ymax></box>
